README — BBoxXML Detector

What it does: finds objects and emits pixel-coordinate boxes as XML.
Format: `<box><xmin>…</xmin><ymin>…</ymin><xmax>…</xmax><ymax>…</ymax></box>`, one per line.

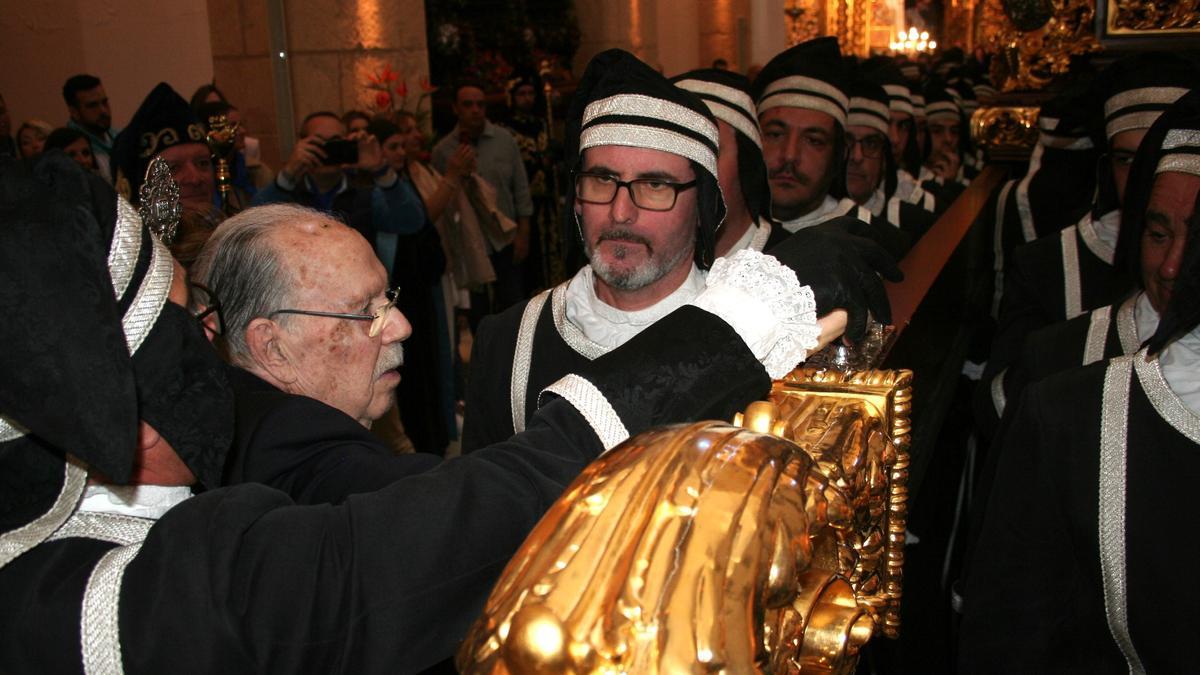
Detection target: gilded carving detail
<box><xmin>1108</xmin><ymin>0</ymin><xmax>1200</xmax><ymax>32</ymax></box>
<box><xmin>971</xmin><ymin>106</ymin><xmax>1040</xmax><ymax>151</ymax></box>
<box><xmin>785</xmin><ymin>0</ymin><xmax>826</xmax><ymax>45</ymax></box>
<box><xmin>457</xmin><ymin>367</ymin><xmax>913</xmax><ymax>672</ymax></box>
<box><xmin>981</xmin><ymin>0</ymin><xmax>1100</xmax><ymax>91</ymax></box>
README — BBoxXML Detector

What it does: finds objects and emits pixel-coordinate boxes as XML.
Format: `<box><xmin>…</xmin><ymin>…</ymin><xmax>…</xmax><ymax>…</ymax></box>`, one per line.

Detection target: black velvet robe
<box><xmin>0</xmin><ymin>306</ymin><xmax>770</xmax><ymax>673</ymax></box>
<box><xmin>961</xmin><ymin>355</ymin><xmax>1200</xmax><ymax>673</ymax></box>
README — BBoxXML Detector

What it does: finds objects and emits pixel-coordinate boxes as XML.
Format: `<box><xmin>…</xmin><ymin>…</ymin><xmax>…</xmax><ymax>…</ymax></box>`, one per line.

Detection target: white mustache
<box><xmin>374</xmin><ymin>343</ymin><xmax>405</xmax><ymax>378</ymax></box>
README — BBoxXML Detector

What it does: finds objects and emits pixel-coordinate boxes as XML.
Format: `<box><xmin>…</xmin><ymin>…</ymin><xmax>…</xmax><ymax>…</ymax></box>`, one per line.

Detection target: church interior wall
<box><xmin>0</xmin><ymin>0</ymin><xmax>214</xmax><ymax>133</ymax></box>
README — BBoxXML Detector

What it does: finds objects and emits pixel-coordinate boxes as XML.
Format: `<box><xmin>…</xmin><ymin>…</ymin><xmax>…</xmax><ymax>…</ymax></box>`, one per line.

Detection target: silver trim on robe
<box><xmin>1098</xmin><ymin>356</ymin><xmax>1145</xmax><ymax>675</ymax></box>
<box><xmin>510</xmin><ymin>289</ymin><xmax>552</xmax><ymax>434</ymax></box>
<box><xmin>0</xmin><ymin>461</ymin><xmax>87</xmax><ymax>570</ymax></box>
<box><xmin>82</xmin><ymin>542</ymin><xmax>143</xmax><ymax>675</ymax></box>
<box><xmin>541</xmin><ymin>374</ymin><xmax>629</xmax><ymax>452</ymax></box>
<box><xmin>1061</xmin><ymin>226</ymin><xmax>1083</xmax><ymax>320</ymax></box>
<box><xmin>1083</xmin><ymin>305</ymin><xmax>1113</xmax><ymax>366</ymax></box>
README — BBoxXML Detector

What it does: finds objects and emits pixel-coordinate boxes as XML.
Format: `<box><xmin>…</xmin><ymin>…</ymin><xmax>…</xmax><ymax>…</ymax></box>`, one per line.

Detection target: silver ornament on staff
<box><xmin>138</xmin><ymin>156</ymin><xmax>183</xmax><ymax>244</ymax></box>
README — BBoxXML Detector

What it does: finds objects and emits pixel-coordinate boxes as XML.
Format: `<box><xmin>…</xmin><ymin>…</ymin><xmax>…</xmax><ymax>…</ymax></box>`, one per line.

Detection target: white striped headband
<box><xmin>911</xmin><ymin>94</ymin><xmax>926</xmax><ymax>119</ymax></box>
<box><xmin>1156</xmin><ymin>128</ymin><xmax>1200</xmax><ymax>177</ymax></box>
<box><xmin>757</xmin><ymin>75</ymin><xmax>849</xmax><ymax>126</ymax></box>
<box><xmin>925</xmin><ymin>100</ymin><xmax>959</xmax><ymax>123</ymax></box>
<box><xmin>883</xmin><ymin>84</ymin><xmax>914</xmax><ymax>116</ymax></box>
<box><xmin>1104</xmin><ymin>86</ymin><xmax>1190</xmax><ymax>140</ymax></box>
<box><xmin>847</xmin><ymin>97</ymin><xmax>890</xmax><ymax>136</ymax></box>
<box><xmin>674</xmin><ymin>78</ymin><xmax>762</xmax><ymax>148</ymax></box>
<box><xmin>581</xmin><ymin>93</ymin><xmax>719</xmax><ymax>179</ymax></box>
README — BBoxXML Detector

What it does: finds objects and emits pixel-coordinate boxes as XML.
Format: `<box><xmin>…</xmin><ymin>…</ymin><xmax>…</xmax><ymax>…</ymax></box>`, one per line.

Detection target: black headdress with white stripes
<box><xmin>752</xmin><ymin>37</ymin><xmax>850</xmax><ymax>129</ymax></box>
<box><xmin>566</xmin><ymin>49</ymin><xmax>726</xmax><ymax>268</ymax></box>
<box><xmin>1099</xmin><ymin>52</ymin><xmax>1197</xmax><ymax>144</ymax></box>
<box><xmin>673</xmin><ymin>68</ymin><xmax>772</xmax><ymax>225</ymax></box>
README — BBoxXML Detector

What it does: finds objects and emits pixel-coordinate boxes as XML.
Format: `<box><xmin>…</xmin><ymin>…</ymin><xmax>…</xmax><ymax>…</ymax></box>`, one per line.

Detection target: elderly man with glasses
<box><xmin>192</xmin><ymin>204</ymin><xmax>444</xmax><ymax>503</ymax></box>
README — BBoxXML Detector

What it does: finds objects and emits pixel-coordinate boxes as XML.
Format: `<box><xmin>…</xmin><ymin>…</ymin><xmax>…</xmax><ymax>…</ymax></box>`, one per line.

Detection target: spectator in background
<box><xmin>16</xmin><ymin>120</ymin><xmax>53</xmax><ymax>160</ymax></box>
<box><xmin>367</xmin><ymin>118</ymin><xmax>453</xmax><ymax>455</ymax></box>
<box><xmin>63</xmin><ymin>74</ymin><xmax>119</xmax><ymax>183</ymax></box>
<box><xmin>343</xmin><ymin>109</ymin><xmax>371</xmax><ymax>135</ymax></box>
<box><xmin>196</xmin><ymin>100</ymin><xmax>272</xmax><ymax>198</ymax></box>
<box><xmin>44</xmin><ymin>127</ymin><xmax>98</xmax><ymax>172</ymax></box>
<box><xmin>0</xmin><ymin>93</ymin><xmax>13</xmax><ymax>159</ymax></box>
<box><xmin>190</xmin><ymin>82</ymin><xmax>227</xmax><ymax>112</ymax></box>
<box><xmin>504</xmin><ymin>70</ymin><xmax>564</xmax><ymax>292</ymax></box>
<box><xmin>112</xmin><ymin>83</ymin><xmax>221</xmax><ymax>223</ymax></box>
<box><xmin>432</xmin><ymin>80</ymin><xmax>533</xmax><ymax>323</ymax></box>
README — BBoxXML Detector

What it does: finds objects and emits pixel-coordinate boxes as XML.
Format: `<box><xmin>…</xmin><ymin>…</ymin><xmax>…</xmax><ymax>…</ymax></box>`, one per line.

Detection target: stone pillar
<box><xmin>574</xmin><ymin>0</ymin><xmax>659</xmax><ymax>74</ymax></box>
<box><xmin>208</xmin><ymin>0</ymin><xmax>280</xmax><ymax>168</ymax></box>
<box><xmin>208</xmin><ymin>0</ymin><xmax>431</xmax><ymax>170</ymax></box>
<box><xmin>697</xmin><ymin>0</ymin><xmax>750</xmax><ymax>72</ymax></box>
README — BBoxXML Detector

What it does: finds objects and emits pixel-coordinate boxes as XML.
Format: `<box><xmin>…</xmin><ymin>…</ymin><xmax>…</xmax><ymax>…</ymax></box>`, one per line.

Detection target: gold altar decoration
<box><xmin>457</xmin><ymin>367</ymin><xmax>912</xmax><ymax>673</ymax></box>
<box><xmin>1104</xmin><ymin>0</ymin><xmax>1200</xmax><ymax>34</ymax></box>
<box><xmin>979</xmin><ymin>0</ymin><xmax>1100</xmax><ymax>92</ymax></box>
<box><xmin>204</xmin><ymin>114</ymin><xmax>240</xmax><ymax>214</ymax></box>
<box><xmin>785</xmin><ymin>0</ymin><xmax>828</xmax><ymax>45</ymax></box>
<box><xmin>970</xmin><ymin>106</ymin><xmax>1040</xmax><ymax>157</ymax></box>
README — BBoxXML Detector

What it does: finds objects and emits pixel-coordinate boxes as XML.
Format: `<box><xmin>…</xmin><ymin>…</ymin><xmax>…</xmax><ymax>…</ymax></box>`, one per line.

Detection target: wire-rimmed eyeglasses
<box><xmin>270</xmin><ymin>286</ymin><xmax>401</xmax><ymax>338</ymax></box>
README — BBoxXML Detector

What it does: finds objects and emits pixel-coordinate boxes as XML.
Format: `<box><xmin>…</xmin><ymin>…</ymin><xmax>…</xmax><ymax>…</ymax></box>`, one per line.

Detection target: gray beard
<box><xmin>588</xmin><ymin>236</ymin><xmax>694</xmax><ymax>292</ymax></box>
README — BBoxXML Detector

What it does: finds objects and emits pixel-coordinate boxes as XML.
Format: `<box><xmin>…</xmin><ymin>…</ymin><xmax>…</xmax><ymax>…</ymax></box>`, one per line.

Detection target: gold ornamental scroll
<box><xmin>457</xmin><ymin>367</ymin><xmax>912</xmax><ymax>674</ymax></box>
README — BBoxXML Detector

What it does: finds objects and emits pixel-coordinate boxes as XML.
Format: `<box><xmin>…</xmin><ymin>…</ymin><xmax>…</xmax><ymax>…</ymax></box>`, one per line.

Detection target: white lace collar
<box><xmin>1133</xmin><ymin>291</ymin><xmax>1159</xmax><ymax>345</ymax></box>
<box><xmin>563</xmin><ymin>264</ymin><xmax>707</xmax><ymax>350</ymax></box>
<box><xmin>1160</xmin><ymin>327</ymin><xmax>1200</xmax><ymax>416</ymax></box>
<box><xmin>79</xmin><ymin>484</ymin><xmax>192</xmax><ymax>520</ymax></box>
<box><xmin>779</xmin><ymin>195</ymin><xmax>840</xmax><ymax>233</ymax></box>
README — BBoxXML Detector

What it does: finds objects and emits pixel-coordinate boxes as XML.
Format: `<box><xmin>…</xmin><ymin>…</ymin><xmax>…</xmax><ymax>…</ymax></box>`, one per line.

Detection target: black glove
<box><xmin>766</xmin><ymin>216</ymin><xmax>903</xmax><ymax>342</ymax></box>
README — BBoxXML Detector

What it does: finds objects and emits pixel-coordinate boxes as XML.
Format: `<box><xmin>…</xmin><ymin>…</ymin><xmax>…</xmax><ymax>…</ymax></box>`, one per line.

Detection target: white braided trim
<box><xmin>1061</xmin><ymin>226</ymin><xmax>1083</xmax><ymax>320</ymax></box>
<box><xmin>511</xmin><ymin>289</ymin><xmax>552</xmax><ymax>434</ymax></box>
<box><xmin>541</xmin><ymin>374</ymin><xmax>629</xmax><ymax>452</ymax></box>
<box><xmin>0</xmin><ymin>460</ymin><xmax>87</xmax><ymax>570</ymax></box>
<box><xmin>1104</xmin><ymin>87</ymin><xmax>1189</xmax><ymax>120</ymax></box>
<box><xmin>1107</xmin><ymin>111</ymin><xmax>1169</xmax><ymax>140</ymax></box>
<box><xmin>691</xmin><ymin>249</ymin><xmax>818</xmax><ymax>379</ymax></box>
<box><xmin>121</xmin><ymin>234</ymin><xmax>173</xmax><ymax>355</ymax></box>
<box><xmin>0</xmin><ymin>413</ymin><xmax>29</xmax><ymax>443</ymax></box>
<box><xmin>583</xmin><ymin>93</ymin><xmax>719</xmax><ymax>146</ymax></box>
<box><xmin>108</xmin><ymin>198</ymin><xmax>143</xmax><ymax>302</ymax></box>
<box><xmin>48</xmin><ymin>512</ymin><xmax>154</xmax><ymax>547</ymax></box>
<box><xmin>82</xmin><ymin>542</ymin><xmax>143</xmax><ymax>675</ymax></box>
<box><xmin>758</xmin><ymin>92</ymin><xmax>846</xmax><ymax>126</ymax></box>
<box><xmin>702</xmin><ymin>99</ymin><xmax>763</xmax><ymax>148</ymax></box>
<box><xmin>1156</xmin><ymin>154</ymin><xmax>1200</xmax><ymax>178</ymax></box>
<box><xmin>580</xmin><ymin>123</ymin><xmax>718</xmax><ymax>181</ymax></box>
<box><xmin>990</xmin><ymin>368</ymin><xmax>1007</xmax><ymax>417</ymax></box>
<box><xmin>925</xmin><ymin>101</ymin><xmax>959</xmax><ymax>122</ymax></box>
<box><xmin>760</xmin><ymin>75</ymin><xmax>849</xmax><ymax>114</ymax></box>
<box><xmin>1083</xmin><ymin>305</ymin><xmax>1114</xmax><ymax>366</ymax></box>
<box><xmin>674</xmin><ymin>79</ymin><xmax>760</xmax><ymax>146</ymax></box>
<box><xmin>1098</xmin><ymin>356</ymin><xmax>1145</xmax><ymax>675</ymax></box>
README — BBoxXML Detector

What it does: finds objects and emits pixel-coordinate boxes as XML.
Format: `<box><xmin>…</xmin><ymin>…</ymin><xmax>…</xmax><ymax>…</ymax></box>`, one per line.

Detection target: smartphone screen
<box><xmin>321</xmin><ymin>139</ymin><xmax>359</xmax><ymax>166</ymax></box>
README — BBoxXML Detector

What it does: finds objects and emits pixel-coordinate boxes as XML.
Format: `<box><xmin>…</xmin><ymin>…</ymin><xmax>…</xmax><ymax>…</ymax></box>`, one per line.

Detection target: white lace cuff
<box><xmin>691</xmin><ymin>249</ymin><xmax>820</xmax><ymax>379</ymax></box>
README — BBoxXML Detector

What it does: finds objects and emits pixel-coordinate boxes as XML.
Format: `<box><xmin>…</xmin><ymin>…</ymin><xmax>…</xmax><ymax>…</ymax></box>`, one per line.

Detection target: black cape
<box><xmin>961</xmin><ymin>353</ymin><xmax>1200</xmax><ymax>673</ymax></box>
<box><xmin>0</xmin><ymin>306</ymin><xmax>769</xmax><ymax>673</ymax></box>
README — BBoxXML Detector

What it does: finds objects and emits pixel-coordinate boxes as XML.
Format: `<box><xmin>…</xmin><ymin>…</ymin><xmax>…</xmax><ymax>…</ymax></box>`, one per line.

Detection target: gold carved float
<box><xmin>457</xmin><ymin>367</ymin><xmax>913</xmax><ymax>673</ymax></box>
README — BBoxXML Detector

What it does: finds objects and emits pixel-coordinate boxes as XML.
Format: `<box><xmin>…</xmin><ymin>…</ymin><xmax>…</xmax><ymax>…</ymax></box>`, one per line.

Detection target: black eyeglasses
<box><xmin>575</xmin><ymin>172</ymin><xmax>697</xmax><ymax>211</ymax></box>
<box><xmin>189</xmin><ymin>282</ymin><xmax>224</xmax><ymax>336</ymax></box>
<box><xmin>270</xmin><ymin>287</ymin><xmax>401</xmax><ymax>338</ymax></box>
<box><xmin>846</xmin><ymin>133</ymin><xmax>887</xmax><ymax>160</ymax></box>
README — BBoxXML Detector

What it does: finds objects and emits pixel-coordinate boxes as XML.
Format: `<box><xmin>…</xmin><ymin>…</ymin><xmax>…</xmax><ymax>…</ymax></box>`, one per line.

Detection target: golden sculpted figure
<box><xmin>458</xmin><ymin>368</ymin><xmax>912</xmax><ymax>673</ymax></box>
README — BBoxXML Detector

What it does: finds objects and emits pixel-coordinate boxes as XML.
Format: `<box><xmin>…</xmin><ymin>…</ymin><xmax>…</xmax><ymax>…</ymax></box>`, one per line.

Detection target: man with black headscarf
<box><xmin>672</xmin><ymin>68</ymin><xmax>790</xmax><ymax>256</ymax></box>
<box><xmin>751</xmin><ymin>37</ymin><xmax>910</xmax><ymax>258</ymax></box>
<box><xmin>460</xmin><ymin>48</ymin><xmax>900</xmax><ymax>454</ymax></box>
<box><xmin>960</xmin><ymin>88</ymin><xmax>1200</xmax><ymax>672</ymax></box>
<box><xmin>843</xmin><ymin>75</ymin><xmax>936</xmax><ymax>242</ymax></box>
<box><xmin>980</xmin><ymin>55</ymin><xmax>1196</xmax><ymax>429</ymax></box>
<box><xmin>0</xmin><ymin>153</ymin><xmax>838</xmax><ymax>671</ymax></box>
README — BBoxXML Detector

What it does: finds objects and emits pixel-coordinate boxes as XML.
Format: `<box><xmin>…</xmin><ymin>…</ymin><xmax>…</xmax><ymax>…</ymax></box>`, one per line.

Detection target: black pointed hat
<box><xmin>112</xmin><ymin>83</ymin><xmax>208</xmax><ymax>203</ymax></box>
<box><xmin>566</xmin><ymin>49</ymin><xmax>725</xmax><ymax>268</ymax></box>
<box><xmin>0</xmin><ymin>155</ymin><xmax>233</xmax><ymax>554</ymax></box>
<box><xmin>1098</xmin><ymin>52</ymin><xmax>1198</xmax><ymax>144</ymax></box>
